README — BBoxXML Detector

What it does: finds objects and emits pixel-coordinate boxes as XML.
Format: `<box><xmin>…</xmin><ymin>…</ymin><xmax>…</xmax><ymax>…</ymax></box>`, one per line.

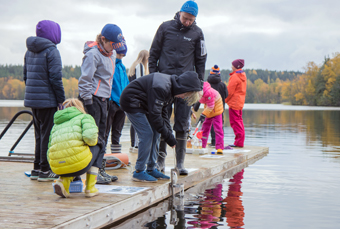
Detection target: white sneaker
<box><xmin>129</xmin><ymin>147</ymin><xmax>134</xmax><ymax>153</ymax></box>
<box><xmin>132</xmin><ymin>147</ymin><xmax>138</xmax><ymax>153</ymax></box>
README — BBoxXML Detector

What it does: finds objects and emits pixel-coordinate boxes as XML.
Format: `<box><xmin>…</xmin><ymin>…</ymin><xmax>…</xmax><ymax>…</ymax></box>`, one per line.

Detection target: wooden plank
<box><xmin>0</xmin><ymin>142</ymin><xmax>268</xmax><ymax>228</ymax></box>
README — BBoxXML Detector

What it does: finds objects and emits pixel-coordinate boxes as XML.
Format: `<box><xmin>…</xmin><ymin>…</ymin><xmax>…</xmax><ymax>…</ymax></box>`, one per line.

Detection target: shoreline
<box><xmin>1</xmin><ymin>100</ymin><xmax>340</xmax><ymax>110</ymax></box>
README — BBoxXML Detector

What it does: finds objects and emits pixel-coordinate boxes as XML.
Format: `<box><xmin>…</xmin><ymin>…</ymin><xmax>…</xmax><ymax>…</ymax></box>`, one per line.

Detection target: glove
<box><xmin>166</xmin><ymin>135</ymin><xmax>177</xmax><ymax>147</ymax></box>
<box><xmin>85</xmin><ymin>104</ymin><xmax>95</xmax><ymax>116</ymax></box>
<box><xmin>58</xmin><ymin>103</ymin><xmax>64</xmax><ymax>110</ymax></box>
<box><xmin>193</xmin><ymin>102</ymin><xmax>200</xmax><ymax>112</ymax></box>
<box><xmin>197</xmin><ymin>114</ymin><xmax>206</xmax><ymax>125</ymax></box>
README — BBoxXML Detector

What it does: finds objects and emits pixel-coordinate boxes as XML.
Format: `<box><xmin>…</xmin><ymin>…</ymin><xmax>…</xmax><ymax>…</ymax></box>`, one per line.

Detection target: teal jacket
<box><xmin>47</xmin><ymin>107</ymin><xmax>98</xmax><ymax>175</ymax></box>
<box><xmin>110</xmin><ymin>58</ymin><xmax>129</xmax><ymax>106</ymax></box>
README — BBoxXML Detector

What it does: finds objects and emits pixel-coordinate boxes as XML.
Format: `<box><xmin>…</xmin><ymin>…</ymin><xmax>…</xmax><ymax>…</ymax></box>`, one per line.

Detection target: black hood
<box><xmin>174</xmin><ymin>12</ymin><xmax>196</xmax><ymax>31</ymax></box>
<box><xmin>26</xmin><ymin>36</ymin><xmax>55</xmax><ymax>53</ymax></box>
<box><xmin>171</xmin><ymin>71</ymin><xmax>202</xmax><ymax>95</ymax></box>
<box><xmin>207</xmin><ymin>74</ymin><xmax>222</xmax><ymax>84</ymax></box>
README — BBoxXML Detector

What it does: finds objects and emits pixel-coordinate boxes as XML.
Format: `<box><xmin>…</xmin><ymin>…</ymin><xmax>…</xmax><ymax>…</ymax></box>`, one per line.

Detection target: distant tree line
<box><xmin>242</xmin><ymin>53</ymin><xmax>339</xmax><ymax>106</ymax></box>
<box><xmin>204</xmin><ymin>68</ymin><xmax>300</xmax><ymax>83</ymax></box>
<box><xmin>0</xmin><ymin>64</ymin><xmax>82</xmax><ymax>99</ymax></box>
<box><xmin>1</xmin><ymin>55</ymin><xmax>339</xmax><ymax>107</ymax></box>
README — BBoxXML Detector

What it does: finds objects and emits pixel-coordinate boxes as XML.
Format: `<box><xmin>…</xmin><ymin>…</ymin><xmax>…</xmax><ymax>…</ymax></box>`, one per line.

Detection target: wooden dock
<box><xmin>0</xmin><ymin>143</ymin><xmax>268</xmax><ymax>228</ymax></box>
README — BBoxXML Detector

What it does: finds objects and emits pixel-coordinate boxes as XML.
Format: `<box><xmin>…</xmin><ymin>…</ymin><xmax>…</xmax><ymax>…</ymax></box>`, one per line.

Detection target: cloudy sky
<box><xmin>0</xmin><ymin>0</ymin><xmax>339</xmax><ymax>72</ymax></box>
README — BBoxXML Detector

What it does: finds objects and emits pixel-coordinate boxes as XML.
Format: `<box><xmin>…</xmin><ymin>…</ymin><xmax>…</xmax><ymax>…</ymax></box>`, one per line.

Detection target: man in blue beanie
<box><xmin>149</xmin><ymin>0</ymin><xmax>207</xmax><ymax>175</ymax></box>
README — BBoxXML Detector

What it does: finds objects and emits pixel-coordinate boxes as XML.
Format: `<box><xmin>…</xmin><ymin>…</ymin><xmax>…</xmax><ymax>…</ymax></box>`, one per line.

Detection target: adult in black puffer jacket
<box><xmin>207</xmin><ymin>65</ymin><xmax>228</xmax><ymax>146</ymax></box>
<box><xmin>120</xmin><ymin>71</ymin><xmax>202</xmax><ymax>182</ymax></box>
<box><xmin>149</xmin><ymin>1</ymin><xmax>207</xmax><ymax>175</ymax></box>
<box><xmin>149</xmin><ymin>12</ymin><xmax>206</xmax><ymax>80</ymax></box>
<box><xmin>23</xmin><ymin>20</ymin><xmax>65</xmax><ymax>181</ymax></box>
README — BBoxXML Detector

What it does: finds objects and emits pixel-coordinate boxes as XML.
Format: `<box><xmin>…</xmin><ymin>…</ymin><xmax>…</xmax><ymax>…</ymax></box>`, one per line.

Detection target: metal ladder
<box><xmin>0</xmin><ymin>110</ymin><xmax>34</xmax><ymax>162</ymax></box>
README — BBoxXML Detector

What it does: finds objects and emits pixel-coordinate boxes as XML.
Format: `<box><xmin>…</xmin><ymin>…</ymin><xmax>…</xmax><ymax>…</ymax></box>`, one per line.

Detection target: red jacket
<box><xmin>225</xmin><ymin>69</ymin><xmax>247</xmax><ymax>110</ymax></box>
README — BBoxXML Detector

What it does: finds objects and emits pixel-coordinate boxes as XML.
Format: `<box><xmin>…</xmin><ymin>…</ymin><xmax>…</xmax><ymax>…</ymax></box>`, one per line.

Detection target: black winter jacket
<box><xmin>149</xmin><ymin>12</ymin><xmax>207</xmax><ymax>81</ymax></box>
<box><xmin>23</xmin><ymin>36</ymin><xmax>65</xmax><ymax>108</ymax></box>
<box><xmin>120</xmin><ymin>71</ymin><xmax>202</xmax><ymax>146</ymax></box>
<box><xmin>207</xmin><ymin>74</ymin><xmax>228</xmax><ymax>110</ymax></box>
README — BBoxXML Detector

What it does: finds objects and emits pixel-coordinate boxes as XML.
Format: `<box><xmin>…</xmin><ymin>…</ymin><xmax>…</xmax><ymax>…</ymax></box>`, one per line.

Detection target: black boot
<box><xmin>99</xmin><ymin>159</ymin><xmax>118</xmax><ymax>182</ymax></box>
<box><xmin>175</xmin><ymin>131</ymin><xmax>188</xmax><ymax>175</ymax></box>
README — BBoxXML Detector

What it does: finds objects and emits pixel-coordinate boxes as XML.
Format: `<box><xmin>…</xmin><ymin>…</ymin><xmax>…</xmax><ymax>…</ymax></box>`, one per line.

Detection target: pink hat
<box><xmin>232</xmin><ymin>59</ymin><xmax>244</xmax><ymax>69</ymax></box>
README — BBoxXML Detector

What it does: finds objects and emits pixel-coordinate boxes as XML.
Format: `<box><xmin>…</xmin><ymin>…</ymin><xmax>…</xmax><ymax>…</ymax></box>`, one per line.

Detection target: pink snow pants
<box><xmin>201</xmin><ymin>114</ymin><xmax>224</xmax><ymax>150</ymax></box>
<box><xmin>229</xmin><ymin>108</ymin><xmax>245</xmax><ymax>147</ymax></box>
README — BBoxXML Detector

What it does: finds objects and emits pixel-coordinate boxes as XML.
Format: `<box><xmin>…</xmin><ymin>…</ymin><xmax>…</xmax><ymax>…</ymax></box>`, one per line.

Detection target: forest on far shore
<box><xmin>0</xmin><ymin>53</ymin><xmax>339</xmax><ymax>106</ymax></box>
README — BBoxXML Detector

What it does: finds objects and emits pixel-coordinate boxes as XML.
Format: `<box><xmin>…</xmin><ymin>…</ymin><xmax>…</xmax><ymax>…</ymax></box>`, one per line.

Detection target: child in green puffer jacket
<box><xmin>47</xmin><ymin>98</ymin><xmax>101</xmax><ymax>198</ymax></box>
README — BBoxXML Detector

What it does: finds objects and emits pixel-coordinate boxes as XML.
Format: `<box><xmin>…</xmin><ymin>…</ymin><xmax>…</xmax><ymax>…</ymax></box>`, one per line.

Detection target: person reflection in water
<box><xmin>187</xmin><ymin>184</ymin><xmax>224</xmax><ymax>228</ymax></box>
<box><xmin>224</xmin><ymin>169</ymin><xmax>245</xmax><ymax>228</ymax></box>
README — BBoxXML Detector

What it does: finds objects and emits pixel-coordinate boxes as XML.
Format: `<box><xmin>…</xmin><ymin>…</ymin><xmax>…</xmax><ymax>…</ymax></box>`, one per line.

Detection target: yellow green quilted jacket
<box><xmin>47</xmin><ymin>107</ymin><xmax>98</xmax><ymax>175</ymax></box>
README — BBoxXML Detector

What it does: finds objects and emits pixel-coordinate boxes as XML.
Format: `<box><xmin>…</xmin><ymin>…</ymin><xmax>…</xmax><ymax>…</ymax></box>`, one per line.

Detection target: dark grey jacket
<box><xmin>207</xmin><ymin>74</ymin><xmax>228</xmax><ymax>110</ymax></box>
<box><xmin>149</xmin><ymin>12</ymin><xmax>207</xmax><ymax>81</ymax></box>
<box><xmin>23</xmin><ymin>36</ymin><xmax>65</xmax><ymax>108</ymax></box>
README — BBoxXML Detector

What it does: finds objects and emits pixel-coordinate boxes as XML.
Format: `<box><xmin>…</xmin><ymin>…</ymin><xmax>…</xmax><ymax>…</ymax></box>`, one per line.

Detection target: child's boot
<box><xmin>216</xmin><ymin>149</ymin><xmax>223</xmax><ymax>155</ymax></box>
<box><xmin>85</xmin><ymin>166</ymin><xmax>99</xmax><ymax>198</ymax></box>
<box><xmin>54</xmin><ymin>176</ymin><xmax>74</xmax><ymax>198</ymax></box>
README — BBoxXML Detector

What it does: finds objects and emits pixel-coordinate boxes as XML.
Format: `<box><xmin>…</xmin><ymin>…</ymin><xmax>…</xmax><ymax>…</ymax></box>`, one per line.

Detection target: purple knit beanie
<box><xmin>36</xmin><ymin>20</ymin><xmax>61</xmax><ymax>44</ymax></box>
<box><xmin>232</xmin><ymin>59</ymin><xmax>245</xmax><ymax>69</ymax></box>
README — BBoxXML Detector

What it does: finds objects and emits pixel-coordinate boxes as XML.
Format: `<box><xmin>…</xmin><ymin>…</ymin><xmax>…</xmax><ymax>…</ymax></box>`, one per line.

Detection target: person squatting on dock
<box><xmin>48</xmin><ymin>98</ymin><xmax>101</xmax><ymax>198</ymax></box>
<box><xmin>78</xmin><ymin>24</ymin><xmax>126</xmax><ymax>184</ymax></box>
<box><xmin>149</xmin><ymin>0</ymin><xmax>207</xmax><ymax>175</ymax></box>
<box><xmin>226</xmin><ymin>59</ymin><xmax>247</xmax><ymax>148</ymax></box>
<box><xmin>24</xmin><ymin>20</ymin><xmax>65</xmax><ymax>181</ymax></box>
<box><xmin>193</xmin><ymin>82</ymin><xmax>225</xmax><ymax>154</ymax></box>
<box><xmin>120</xmin><ymin>71</ymin><xmax>202</xmax><ymax>182</ymax></box>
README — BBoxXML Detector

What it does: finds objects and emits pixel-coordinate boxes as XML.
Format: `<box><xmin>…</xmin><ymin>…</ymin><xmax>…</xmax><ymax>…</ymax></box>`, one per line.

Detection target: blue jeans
<box><xmin>126</xmin><ymin>112</ymin><xmax>160</xmax><ymax>171</ymax></box>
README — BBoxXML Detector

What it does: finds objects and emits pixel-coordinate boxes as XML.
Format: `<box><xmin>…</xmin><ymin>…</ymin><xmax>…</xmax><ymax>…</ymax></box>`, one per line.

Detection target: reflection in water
<box><xmin>140</xmin><ymin>170</ymin><xmax>245</xmax><ymax>229</ymax></box>
<box><xmin>187</xmin><ymin>183</ymin><xmax>223</xmax><ymax>228</ymax></box>
<box><xmin>224</xmin><ymin>170</ymin><xmax>244</xmax><ymax>228</ymax></box>
<box><xmin>187</xmin><ymin>170</ymin><xmax>244</xmax><ymax>228</ymax></box>
<box><xmin>139</xmin><ymin>170</ymin><xmax>245</xmax><ymax>229</ymax></box>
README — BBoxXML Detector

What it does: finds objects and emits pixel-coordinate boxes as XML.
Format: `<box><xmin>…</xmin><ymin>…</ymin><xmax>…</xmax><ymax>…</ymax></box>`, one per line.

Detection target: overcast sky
<box><xmin>0</xmin><ymin>0</ymin><xmax>339</xmax><ymax>72</ymax></box>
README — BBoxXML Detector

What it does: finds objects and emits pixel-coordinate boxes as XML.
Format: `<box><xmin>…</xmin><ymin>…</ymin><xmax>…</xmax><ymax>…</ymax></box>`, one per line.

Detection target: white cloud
<box><xmin>0</xmin><ymin>0</ymin><xmax>340</xmax><ymax>72</ymax></box>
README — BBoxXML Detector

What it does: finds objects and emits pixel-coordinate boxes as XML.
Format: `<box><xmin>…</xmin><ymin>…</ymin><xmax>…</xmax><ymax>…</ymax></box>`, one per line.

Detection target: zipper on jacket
<box><xmin>94</xmin><ymin>79</ymin><xmax>101</xmax><ymax>95</ymax></box>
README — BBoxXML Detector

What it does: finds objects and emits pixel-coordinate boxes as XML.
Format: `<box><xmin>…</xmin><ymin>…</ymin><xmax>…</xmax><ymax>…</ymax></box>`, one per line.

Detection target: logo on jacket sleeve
<box><xmin>201</xmin><ymin>40</ymin><xmax>207</xmax><ymax>56</ymax></box>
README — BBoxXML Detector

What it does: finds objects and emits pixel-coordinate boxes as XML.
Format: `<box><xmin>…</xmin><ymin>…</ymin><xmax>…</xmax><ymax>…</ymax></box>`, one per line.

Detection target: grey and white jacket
<box><xmin>78</xmin><ymin>41</ymin><xmax>116</xmax><ymax>105</ymax></box>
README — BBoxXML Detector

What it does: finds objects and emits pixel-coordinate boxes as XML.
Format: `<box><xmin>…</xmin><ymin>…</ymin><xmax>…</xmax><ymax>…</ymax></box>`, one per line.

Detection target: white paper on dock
<box><xmin>95</xmin><ymin>185</ymin><xmax>149</xmax><ymax>194</ymax></box>
<box><xmin>220</xmin><ymin>149</ymin><xmax>251</xmax><ymax>153</ymax></box>
<box><xmin>164</xmin><ymin>167</ymin><xmax>198</xmax><ymax>173</ymax></box>
<box><xmin>200</xmin><ymin>155</ymin><xmax>225</xmax><ymax>158</ymax></box>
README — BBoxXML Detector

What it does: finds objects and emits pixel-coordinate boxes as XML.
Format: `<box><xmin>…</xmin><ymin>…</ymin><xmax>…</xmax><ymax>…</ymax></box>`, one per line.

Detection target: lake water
<box><xmin>1</xmin><ymin>101</ymin><xmax>340</xmax><ymax>228</ymax></box>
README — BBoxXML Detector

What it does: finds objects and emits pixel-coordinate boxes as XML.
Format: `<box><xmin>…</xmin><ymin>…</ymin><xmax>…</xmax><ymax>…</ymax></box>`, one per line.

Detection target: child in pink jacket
<box><xmin>197</xmin><ymin>82</ymin><xmax>224</xmax><ymax>154</ymax></box>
